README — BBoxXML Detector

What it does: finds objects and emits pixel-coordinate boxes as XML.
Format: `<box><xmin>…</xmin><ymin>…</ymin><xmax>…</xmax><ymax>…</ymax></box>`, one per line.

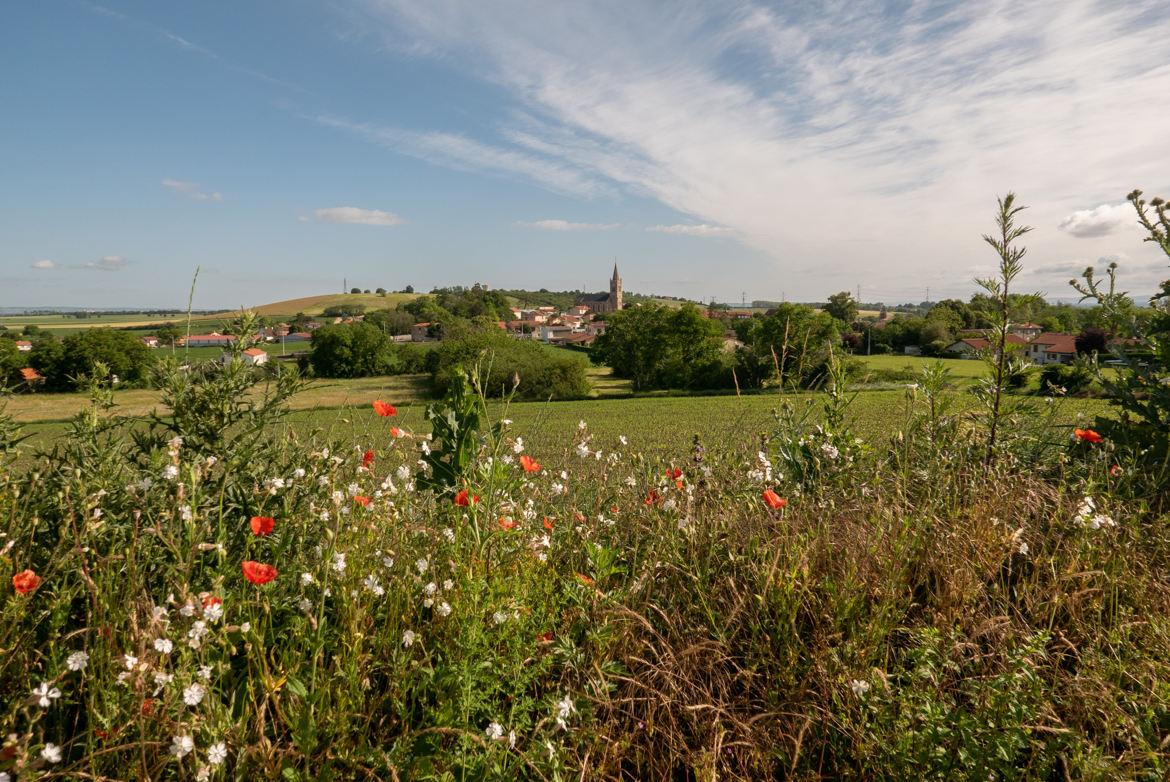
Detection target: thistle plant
<box><xmin>973</xmin><ymin>192</ymin><xmax>1038</xmax><ymax>463</ymax></box>
<box><xmin>1070</xmin><ymin>190</ymin><xmax>1170</xmax><ymax>460</ymax></box>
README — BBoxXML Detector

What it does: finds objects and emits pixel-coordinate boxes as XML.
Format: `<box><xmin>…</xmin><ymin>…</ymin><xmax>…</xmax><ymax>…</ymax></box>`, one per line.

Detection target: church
<box><xmin>575</xmin><ymin>264</ymin><xmax>624</xmax><ymax>313</ymax></box>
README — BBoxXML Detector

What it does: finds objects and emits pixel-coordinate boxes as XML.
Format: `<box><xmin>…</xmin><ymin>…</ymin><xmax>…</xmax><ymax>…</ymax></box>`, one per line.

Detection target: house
<box><xmin>282</xmin><ymin>332</ymin><xmax>312</xmax><ymax>343</ymax></box>
<box><xmin>15</xmin><ymin>340</ymin><xmax>32</xmax><ymax>352</ymax></box>
<box><xmin>184</xmin><ymin>333</ymin><xmax>237</xmax><ymax>348</ymax></box>
<box><xmin>946</xmin><ymin>334</ymin><xmax>1027</xmax><ymax>358</ymax></box>
<box><xmin>139</xmin><ymin>336</ymin><xmax>159</xmax><ymax>348</ymax></box>
<box><xmin>411</xmin><ymin>322</ymin><xmax>439</xmax><ymax>342</ymax></box>
<box><xmin>18</xmin><ymin>367</ymin><xmax>45</xmax><ymax>388</ymax></box>
<box><xmin>567</xmin><ymin>305</ymin><xmax>591</xmax><ymax>317</ymax></box>
<box><xmin>1010</xmin><ymin>323</ymin><xmax>1043</xmax><ymax>341</ymax></box>
<box><xmin>574</xmin><ymin>265</ymin><xmax>623</xmax><ymax>313</ymax></box>
<box><xmin>221</xmin><ymin>348</ymin><xmax>269</xmax><ymax>366</ymax></box>
<box><xmin>1027</xmin><ymin>332</ymin><xmax>1078</xmax><ymax>365</ymax></box>
<box><xmin>538</xmin><ymin>325</ymin><xmax>575</xmax><ymax>343</ymax></box>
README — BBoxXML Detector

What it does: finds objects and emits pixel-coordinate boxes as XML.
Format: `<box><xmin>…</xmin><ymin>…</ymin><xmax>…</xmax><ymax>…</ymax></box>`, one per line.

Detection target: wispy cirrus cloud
<box><xmin>343</xmin><ymin>0</ymin><xmax>1170</xmax><ymax>299</ymax></box>
<box><xmin>516</xmin><ymin>219</ymin><xmax>619</xmax><ymax>231</ymax></box>
<box><xmin>163</xmin><ymin>178</ymin><xmax>223</xmax><ymax>201</ymax></box>
<box><xmin>81</xmin><ymin>256</ymin><xmax>128</xmax><ymax>272</ymax></box>
<box><xmin>647</xmin><ymin>224</ymin><xmax>732</xmax><ymax>237</ymax></box>
<box><xmin>300</xmin><ymin>207</ymin><xmax>406</xmax><ymax>226</ymax></box>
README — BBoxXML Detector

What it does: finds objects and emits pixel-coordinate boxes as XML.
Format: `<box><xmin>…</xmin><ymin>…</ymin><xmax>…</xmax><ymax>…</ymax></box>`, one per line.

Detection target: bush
<box><xmin>430</xmin><ymin>328</ymin><xmax>589</xmax><ymax>400</ymax></box>
<box><xmin>309</xmin><ymin>322</ymin><xmax>398</xmax><ymax>378</ymax></box>
<box><xmin>1040</xmin><ymin>363</ymin><xmax>1093</xmax><ymax>394</ymax></box>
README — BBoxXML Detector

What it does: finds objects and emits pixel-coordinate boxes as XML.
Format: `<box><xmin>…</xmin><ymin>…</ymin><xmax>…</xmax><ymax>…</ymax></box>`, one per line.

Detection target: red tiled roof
<box><xmin>242</xmin><ymin>348</ymin><xmax>267</xmax><ymax>356</ymax></box>
<box><xmin>1039</xmin><ymin>334</ymin><xmax>1078</xmax><ymax>354</ymax></box>
<box><xmin>19</xmin><ymin>367</ymin><xmax>43</xmax><ymax>381</ymax></box>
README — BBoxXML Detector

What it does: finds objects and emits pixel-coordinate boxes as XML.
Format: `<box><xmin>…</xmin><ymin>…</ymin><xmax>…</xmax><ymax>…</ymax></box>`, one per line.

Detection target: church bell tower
<box><xmin>610</xmin><ymin>263</ymin><xmax>623</xmax><ymax>311</ymax></box>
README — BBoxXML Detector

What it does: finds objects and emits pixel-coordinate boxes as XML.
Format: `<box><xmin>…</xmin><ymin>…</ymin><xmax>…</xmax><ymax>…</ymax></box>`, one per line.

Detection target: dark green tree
<box><xmin>593</xmin><ymin>304</ymin><xmax>726</xmax><ymax>391</ymax></box>
<box><xmin>308</xmin><ymin>323</ymin><xmax>398</xmax><ymax>378</ymax></box>
<box><xmin>825</xmin><ymin>291</ymin><xmax>859</xmax><ymax>325</ymax></box>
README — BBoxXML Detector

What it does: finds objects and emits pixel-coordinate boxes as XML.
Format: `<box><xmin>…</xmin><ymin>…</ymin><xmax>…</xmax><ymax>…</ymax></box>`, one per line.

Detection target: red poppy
<box><xmin>372</xmin><ymin>400</ymin><xmax>397</xmax><ymax>417</ymax></box>
<box><xmin>141</xmin><ymin>698</ymin><xmax>154</xmax><ymax>715</ymax></box>
<box><xmin>453</xmin><ymin>489</ymin><xmax>480</xmax><ymax>506</ymax></box>
<box><xmin>202</xmin><ymin>595</ymin><xmax>222</xmax><ymax>610</ymax></box>
<box><xmin>250</xmin><ymin>516</ymin><xmax>275</xmax><ymax>536</ymax></box>
<box><xmin>1074</xmin><ymin>428</ymin><xmax>1103</xmax><ymax>443</ymax></box>
<box><xmin>576</xmin><ymin>573</ymin><xmax>594</xmax><ymax>585</ymax></box>
<box><xmin>390</xmin><ymin>426</ymin><xmax>403</xmax><ymax>438</ymax></box>
<box><xmin>1110</xmin><ymin>465</ymin><xmax>1123</xmax><ymax>477</ymax></box>
<box><xmin>362</xmin><ymin>450</ymin><xmax>375</xmax><ymax>468</ymax></box>
<box><xmin>762</xmin><ymin>489</ymin><xmax>786</xmax><ymax>509</ymax></box>
<box><xmin>499</xmin><ymin>517</ymin><xmax>517</xmax><ymax>530</ymax></box>
<box><xmin>519</xmin><ymin>454</ymin><xmax>541</xmax><ymax>472</ymax></box>
<box><xmin>667</xmin><ymin>468</ymin><xmax>682</xmax><ymax>480</ymax></box>
<box><xmin>645</xmin><ymin>490</ymin><xmax>661</xmax><ymax>506</ymax></box>
<box><xmin>543</xmin><ymin>517</ymin><xmax>555</xmax><ymax>530</ymax></box>
<box><xmin>354</xmin><ymin>495</ymin><xmax>371</xmax><ymax>507</ymax></box>
<box><xmin>12</xmin><ymin>569</ymin><xmax>40</xmax><ymax>595</ymax></box>
<box><xmin>537</xmin><ymin>631</ymin><xmax>554</xmax><ymax>644</ymax></box>
<box><xmin>242</xmin><ymin>560</ymin><xmax>277</xmax><ymax>585</ymax></box>
<box><xmin>573</xmin><ymin>513</ymin><xmax>587</xmax><ymax>523</ymax></box>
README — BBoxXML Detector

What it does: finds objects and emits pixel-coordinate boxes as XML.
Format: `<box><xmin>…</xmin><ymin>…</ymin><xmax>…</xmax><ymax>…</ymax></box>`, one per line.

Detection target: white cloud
<box><xmin>516</xmin><ymin>219</ymin><xmax>619</xmax><ymax>231</ymax></box>
<box><xmin>163</xmin><ymin>179</ymin><xmax>223</xmax><ymax>201</ymax></box>
<box><xmin>647</xmin><ymin>224</ymin><xmax>731</xmax><ymax>237</ymax></box>
<box><xmin>31</xmin><ymin>259</ymin><xmax>56</xmax><ymax>269</ymax></box>
<box><xmin>304</xmin><ymin>207</ymin><xmax>406</xmax><ymax>226</ymax></box>
<box><xmin>346</xmin><ymin>0</ymin><xmax>1170</xmax><ymax>299</ymax></box>
<box><xmin>83</xmin><ymin>256</ymin><xmax>128</xmax><ymax>272</ymax></box>
<box><xmin>1058</xmin><ymin>203</ymin><xmax>1134</xmax><ymax>237</ymax></box>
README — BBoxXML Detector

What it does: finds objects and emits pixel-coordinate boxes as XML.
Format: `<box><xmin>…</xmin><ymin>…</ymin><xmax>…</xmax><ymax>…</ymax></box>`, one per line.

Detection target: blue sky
<box><xmin>2</xmin><ymin>0</ymin><xmax>1168</xmax><ymax>309</ymax></box>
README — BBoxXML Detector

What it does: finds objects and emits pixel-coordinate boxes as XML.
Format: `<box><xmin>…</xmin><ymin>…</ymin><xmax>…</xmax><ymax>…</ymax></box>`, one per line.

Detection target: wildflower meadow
<box><xmin>3</xmin><ymin>193</ymin><xmax>1170</xmax><ymax>780</ymax></box>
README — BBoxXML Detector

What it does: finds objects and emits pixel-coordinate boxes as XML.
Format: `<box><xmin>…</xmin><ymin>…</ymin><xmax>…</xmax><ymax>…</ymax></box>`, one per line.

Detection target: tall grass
<box><xmin>1</xmin><ymin>347</ymin><xmax>1168</xmax><ymax>780</ymax></box>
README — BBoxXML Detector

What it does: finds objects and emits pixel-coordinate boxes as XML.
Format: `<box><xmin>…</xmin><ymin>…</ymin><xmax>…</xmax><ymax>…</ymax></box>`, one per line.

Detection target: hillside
<box><xmin>213</xmin><ymin>291</ymin><xmax>420</xmax><ymax>319</ymax></box>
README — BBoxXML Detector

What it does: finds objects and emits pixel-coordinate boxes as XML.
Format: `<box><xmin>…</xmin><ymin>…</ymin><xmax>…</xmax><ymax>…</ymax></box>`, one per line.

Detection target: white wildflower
<box><xmin>170</xmin><ymin>734</ymin><xmax>195</xmax><ymax>758</ymax></box>
<box><xmin>396</xmin><ymin>464</ymin><xmax>411</xmax><ymax>481</ymax></box>
<box><xmin>299</xmin><ymin>598</ymin><xmax>312</xmax><ymax>612</ymax></box>
<box><xmin>402</xmin><ymin>630</ymin><xmax>416</xmax><ymax>648</ymax></box>
<box><xmin>301</xmin><ymin>572</ymin><xmax>313</xmax><ymax>586</ymax></box>
<box><xmin>41</xmin><ymin>743</ymin><xmax>62</xmax><ymax>764</ymax></box>
<box><xmin>163</xmin><ymin>464</ymin><xmax>179</xmax><ymax>481</ymax></box>
<box><xmin>179</xmin><ymin>505</ymin><xmax>193</xmax><ymax>521</ymax></box>
<box><xmin>293</xmin><ymin>468</ymin><xmax>306</xmax><ymax>479</ymax></box>
<box><xmin>851</xmin><ymin>679</ymin><xmax>871</xmax><ymax>697</ymax></box>
<box><xmin>179</xmin><ymin>604</ymin><xmax>196</xmax><ymax>618</ymax></box>
<box><xmin>821</xmin><ymin>443</ymin><xmax>839</xmax><ymax>460</ymax></box>
<box><xmin>416</xmin><ymin>558</ymin><xmax>429</xmax><ymax>575</ymax></box>
<box><xmin>67</xmin><ymin>651</ymin><xmax>89</xmax><ymax>671</ymax></box>
<box><xmin>486</xmin><ymin>722</ymin><xmax>504</xmax><ymax>741</ymax></box>
<box><xmin>575</xmin><ymin>443</ymin><xmax>591</xmax><ymax>458</ymax></box>
<box><xmin>33</xmin><ymin>682</ymin><xmax>61</xmax><ymax>708</ymax></box>
<box><xmin>513</xmin><ymin>438</ymin><xmax>524</xmax><ymax>454</ymax></box>
<box><xmin>208</xmin><ymin>741</ymin><xmax>228</xmax><ymax>765</ymax></box>
<box><xmin>437</xmin><ymin>601</ymin><xmax>452</xmax><ymax>617</ymax></box>
<box><xmin>493</xmin><ymin>611</ymin><xmax>508</xmax><ymax>625</ymax></box>
<box><xmin>204</xmin><ymin>602</ymin><xmax>223</xmax><ymax>623</ymax></box>
<box><xmin>555</xmin><ymin>694</ymin><xmax>576</xmax><ymax>730</ymax></box>
<box><xmin>364</xmin><ymin>574</ymin><xmax>385</xmax><ymax>597</ymax></box>
<box><xmin>124</xmin><ymin>654</ymin><xmax>138</xmax><ymax>670</ymax></box>
<box><xmin>153</xmin><ymin>671</ymin><xmax>173</xmax><ymax>694</ymax></box>
<box><xmin>424</xmin><ymin>582</ymin><xmax>438</xmax><ymax>596</ymax></box>
<box><xmin>154</xmin><ymin>638</ymin><xmax>174</xmax><ymax>655</ymax></box>
<box><xmin>332</xmin><ymin>552</ymin><xmax>347</xmax><ymax>573</ymax></box>
<box><xmin>199</xmin><ymin>665</ymin><xmax>212</xmax><ymax>680</ymax></box>
<box><xmin>183</xmin><ymin>683</ymin><xmax>205</xmax><ymax>706</ymax></box>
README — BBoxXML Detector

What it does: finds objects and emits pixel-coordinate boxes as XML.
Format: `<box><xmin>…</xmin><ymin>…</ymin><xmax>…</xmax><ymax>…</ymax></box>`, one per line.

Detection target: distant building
<box><xmin>574</xmin><ymin>264</ymin><xmax>623</xmax><ymax>313</ymax></box>
<box><xmin>18</xmin><ymin>367</ymin><xmax>45</xmax><ymax>388</ymax></box>
<box><xmin>1027</xmin><ymin>332</ymin><xmax>1078</xmax><ymax>365</ymax></box>
<box><xmin>411</xmin><ymin>322</ymin><xmax>438</xmax><ymax>342</ymax></box>
<box><xmin>139</xmin><ymin>336</ymin><xmax>159</xmax><ymax>348</ymax></box>
<box><xmin>221</xmin><ymin>347</ymin><xmax>269</xmax><ymax>366</ymax></box>
<box><xmin>15</xmin><ymin>341</ymin><xmax>32</xmax><ymax>352</ymax></box>
<box><xmin>184</xmin><ymin>333</ymin><xmax>237</xmax><ymax>348</ymax></box>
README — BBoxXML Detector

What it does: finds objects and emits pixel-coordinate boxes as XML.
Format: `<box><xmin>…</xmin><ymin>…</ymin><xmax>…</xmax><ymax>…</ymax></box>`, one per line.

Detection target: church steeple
<box><xmin>610</xmin><ymin>263</ymin><xmax>623</xmax><ymax>311</ymax></box>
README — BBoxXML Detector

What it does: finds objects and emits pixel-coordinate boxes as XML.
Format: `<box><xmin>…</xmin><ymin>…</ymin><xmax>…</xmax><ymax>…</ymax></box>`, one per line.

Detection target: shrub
<box><xmin>430</xmin><ymin>327</ymin><xmax>589</xmax><ymax>400</ymax></box>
